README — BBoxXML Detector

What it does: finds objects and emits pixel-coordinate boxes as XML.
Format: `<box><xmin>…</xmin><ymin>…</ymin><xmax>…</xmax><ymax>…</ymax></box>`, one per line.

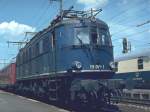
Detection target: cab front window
<box><xmin>90</xmin><ymin>26</ymin><xmax>111</xmax><ymax>46</ymax></box>
<box><xmin>98</xmin><ymin>28</ymin><xmax>112</xmax><ymax>46</ymax></box>
<box><xmin>74</xmin><ymin>27</ymin><xmax>89</xmax><ymax>45</ymax></box>
<box><xmin>74</xmin><ymin>26</ymin><xmax>112</xmax><ymax>46</ymax></box>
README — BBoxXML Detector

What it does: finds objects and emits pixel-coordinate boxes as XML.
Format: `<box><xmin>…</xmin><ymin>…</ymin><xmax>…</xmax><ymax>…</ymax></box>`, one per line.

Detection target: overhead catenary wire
<box><xmin>111</xmin><ymin>19</ymin><xmax>150</xmax><ymax>36</ymax></box>
<box><xmin>114</xmin><ymin>41</ymin><xmax>150</xmax><ymax>47</ymax></box>
<box><xmin>35</xmin><ymin>0</ymin><xmax>62</xmax><ymax>31</ymax></box>
<box><xmin>136</xmin><ymin>20</ymin><xmax>150</xmax><ymax>27</ymax></box>
<box><xmin>110</xmin><ymin>18</ymin><xmax>150</xmax><ymax>42</ymax></box>
<box><xmin>110</xmin><ymin>15</ymin><xmax>149</xmax><ymax>30</ymax></box>
<box><xmin>112</xmin><ymin>28</ymin><xmax>150</xmax><ymax>42</ymax></box>
<box><xmin>107</xmin><ymin>1</ymin><xmax>147</xmax><ymax>23</ymax></box>
<box><xmin>109</xmin><ymin>6</ymin><xmax>147</xmax><ymax>25</ymax></box>
<box><xmin>35</xmin><ymin>5</ymin><xmax>50</xmax><ymax>30</ymax></box>
<box><xmin>31</xmin><ymin>0</ymin><xmax>47</xmax><ymax>21</ymax></box>
<box><xmin>102</xmin><ymin>1</ymin><xmax>150</xmax><ymax>54</ymax></box>
<box><xmin>107</xmin><ymin>4</ymin><xmax>149</xmax><ymax>38</ymax></box>
<box><xmin>30</xmin><ymin>0</ymin><xmax>53</xmax><ymax>31</ymax></box>
<box><xmin>35</xmin><ymin>7</ymin><xmax>54</xmax><ymax>30</ymax></box>
<box><xmin>36</xmin><ymin>0</ymin><xmax>68</xmax><ymax>31</ymax></box>
<box><xmin>108</xmin><ymin>4</ymin><xmax>149</xmax><ymax>36</ymax></box>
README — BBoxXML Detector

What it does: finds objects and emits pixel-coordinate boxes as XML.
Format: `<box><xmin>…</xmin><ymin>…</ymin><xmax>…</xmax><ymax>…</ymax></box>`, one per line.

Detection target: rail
<box><xmin>111</xmin><ymin>97</ymin><xmax>150</xmax><ymax>106</ymax></box>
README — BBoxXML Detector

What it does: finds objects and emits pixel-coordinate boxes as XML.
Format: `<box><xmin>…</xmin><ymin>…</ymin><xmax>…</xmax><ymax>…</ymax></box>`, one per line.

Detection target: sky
<box><xmin>0</xmin><ymin>0</ymin><xmax>150</xmax><ymax>68</ymax></box>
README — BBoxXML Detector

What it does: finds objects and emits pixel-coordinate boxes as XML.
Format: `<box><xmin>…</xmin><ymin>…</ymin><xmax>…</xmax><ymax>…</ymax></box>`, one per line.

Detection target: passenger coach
<box><xmin>114</xmin><ymin>51</ymin><xmax>150</xmax><ymax>89</ymax></box>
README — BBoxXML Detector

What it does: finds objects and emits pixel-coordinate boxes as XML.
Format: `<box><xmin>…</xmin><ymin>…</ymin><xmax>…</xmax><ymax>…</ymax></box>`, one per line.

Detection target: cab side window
<box><xmin>98</xmin><ymin>28</ymin><xmax>111</xmax><ymax>46</ymax></box>
<box><xmin>91</xmin><ymin>26</ymin><xmax>98</xmax><ymax>44</ymax></box>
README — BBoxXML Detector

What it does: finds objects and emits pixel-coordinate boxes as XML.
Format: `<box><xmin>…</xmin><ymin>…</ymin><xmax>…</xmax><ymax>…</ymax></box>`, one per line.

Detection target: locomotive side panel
<box><xmin>16</xmin><ymin>31</ymin><xmax>56</xmax><ymax>79</ymax></box>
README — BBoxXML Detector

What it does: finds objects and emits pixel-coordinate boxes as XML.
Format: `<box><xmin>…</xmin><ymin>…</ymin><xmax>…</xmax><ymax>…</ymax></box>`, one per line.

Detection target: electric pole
<box><xmin>49</xmin><ymin>0</ymin><xmax>63</xmax><ymax>16</ymax></box>
<box><xmin>122</xmin><ymin>38</ymin><xmax>131</xmax><ymax>54</ymax></box>
<box><xmin>0</xmin><ymin>59</ymin><xmax>9</xmax><ymax>69</ymax></box>
<box><xmin>7</xmin><ymin>41</ymin><xmax>28</xmax><ymax>50</ymax></box>
<box><xmin>24</xmin><ymin>31</ymin><xmax>37</xmax><ymax>41</ymax></box>
<box><xmin>25</xmin><ymin>32</ymin><xmax>37</xmax><ymax>37</ymax></box>
<box><xmin>6</xmin><ymin>32</ymin><xmax>37</xmax><ymax>49</ymax></box>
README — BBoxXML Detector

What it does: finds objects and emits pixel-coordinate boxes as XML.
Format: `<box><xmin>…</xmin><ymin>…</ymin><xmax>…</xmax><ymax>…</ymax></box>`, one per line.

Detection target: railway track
<box><xmin>111</xmin><ymin>98</ymin><xmax>150</xmax><ymax>112</ymax></box>
<box><xmin>116</xmin><ymin>103</ymin><xmax>150</xmax><ymax>112</ymax></box>
<box><xmin>111</xmin><ymin>98</ymin><xmax>150</xmax><ymax>106</ymax></box>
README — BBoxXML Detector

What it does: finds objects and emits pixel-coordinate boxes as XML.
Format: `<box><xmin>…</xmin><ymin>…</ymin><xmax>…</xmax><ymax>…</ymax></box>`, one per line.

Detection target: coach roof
<box><xmin>115</xmin><ymin>50</ymin><xmax>150</xmax><ymax>62</ymax></box>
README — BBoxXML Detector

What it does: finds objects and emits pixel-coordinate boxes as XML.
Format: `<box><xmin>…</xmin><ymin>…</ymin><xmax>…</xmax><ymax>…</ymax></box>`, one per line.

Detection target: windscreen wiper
<box><xmin>76</xmin><ymin>36</ymin><xmax>95</xmax><ymax>63</ymax></box>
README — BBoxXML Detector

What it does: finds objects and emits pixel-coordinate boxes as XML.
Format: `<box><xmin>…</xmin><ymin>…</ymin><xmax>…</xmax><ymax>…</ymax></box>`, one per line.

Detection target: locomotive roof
<box><xmin>57</xmin><ymin>18</ymin><xmax>108</xmax><ymax>26</ymax></box>
<box><xmin>18</xmin><ymin>8</ymin><xmax>106</xmax><ymax>53</ymax></box>
<box><xmin>19</xmin><ymin>17</ymin><xmax>108</xmax><ymax>52</ymax></box>
<box><xmin>115</xmin><ymin>50</ymin><xmax>150</xmax><ymax>62</ymax></box>
<box><xmin>47</xmin><ymin>17</ymin><xmax>108</xmax><ymax>33</ymax></box>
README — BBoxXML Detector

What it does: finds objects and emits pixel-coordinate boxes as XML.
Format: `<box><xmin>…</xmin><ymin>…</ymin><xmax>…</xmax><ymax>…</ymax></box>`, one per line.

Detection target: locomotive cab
<box><xmin>54</xmin><ymin>17</ymin><xmax>114</xmax><ymax>79</ymax></box>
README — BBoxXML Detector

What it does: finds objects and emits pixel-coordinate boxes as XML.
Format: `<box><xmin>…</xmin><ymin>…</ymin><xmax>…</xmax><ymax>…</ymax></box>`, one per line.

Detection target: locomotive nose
<box><xmin>70</xmin><ymin>79</ymin><xmax>111</xmax><ymax>108</ymax></box>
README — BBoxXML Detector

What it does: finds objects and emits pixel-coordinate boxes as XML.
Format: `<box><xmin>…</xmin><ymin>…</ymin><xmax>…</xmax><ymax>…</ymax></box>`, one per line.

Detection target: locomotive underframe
<box><xmin>14</xmin><ymin>71</ymin><xmax>114</xmax><ymax>108</ymax></box>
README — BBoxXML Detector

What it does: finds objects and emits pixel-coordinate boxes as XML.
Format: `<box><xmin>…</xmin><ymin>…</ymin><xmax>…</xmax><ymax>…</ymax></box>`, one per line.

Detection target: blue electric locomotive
<box><xmin>15</xmin><ymin>8</ymin><xmax>115</xmax><ymax>109</ymax></box>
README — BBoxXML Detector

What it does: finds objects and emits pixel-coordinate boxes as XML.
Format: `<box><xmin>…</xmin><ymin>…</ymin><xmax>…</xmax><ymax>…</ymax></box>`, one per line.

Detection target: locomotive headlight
<box><xmin>72</xmin><ymin>61</ymin><xmax>82</xmax><ymax>70</ymax></box>
<box><xmin>109</xmin><ymin>61</ymin><xmax>115</xmax><ymax>69</ymax></box>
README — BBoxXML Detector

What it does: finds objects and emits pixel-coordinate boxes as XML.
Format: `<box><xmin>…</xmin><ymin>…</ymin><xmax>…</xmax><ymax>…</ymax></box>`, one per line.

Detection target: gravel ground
<box><xmin>0</xmin><ymin>90</ymin><xmax>69</xmax><ymax>112</ymax></box>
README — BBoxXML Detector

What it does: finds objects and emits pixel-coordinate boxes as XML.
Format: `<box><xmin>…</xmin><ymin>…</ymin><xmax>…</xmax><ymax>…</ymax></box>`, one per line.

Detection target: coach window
<box><xmin>133</xmin><ymin>94</ymin><xmax>140</xmax><ymax>99</ymax></box>
<box><xmin>142</xmin><ymin>94</ymin><xmax>149</xmax><ymax>99</ymax></box>
<box><xmin>125</xmin><ymin>93</ymin><xmax>131</xmax><ymax>98</ymax></box>
<box><xmin>138</xmin><ymin>58</ymin><xmax>143</xmax><ymax>69</ymax></box>
<box><xmin>114</xmin><ymin>62</ymin><xmax>118</xmax><ymax>72</ymax></box>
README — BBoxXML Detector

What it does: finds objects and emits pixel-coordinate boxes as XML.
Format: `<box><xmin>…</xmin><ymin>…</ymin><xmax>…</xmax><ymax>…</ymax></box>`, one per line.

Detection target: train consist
<box><xmin>114</xmin><ymin>50</ymin><xmax>150</xmax><ymax>89</ymax></box>
<box><xmin>0</xmin><ymin>8</ymin><xmax>116</xmax><ymax>109</ymax></box>
<box><xmin>122</xmin><ymin>89</ymin><xmax>150</xmax><ymax>101</ymax></box>
<box><xmin>0</xmin><ymin>63</ymin><xmax>16</xmax><ymax>89</ymax></box>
